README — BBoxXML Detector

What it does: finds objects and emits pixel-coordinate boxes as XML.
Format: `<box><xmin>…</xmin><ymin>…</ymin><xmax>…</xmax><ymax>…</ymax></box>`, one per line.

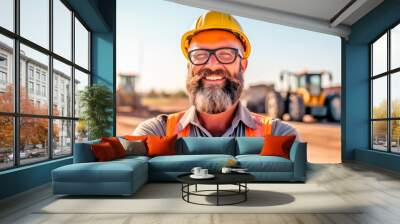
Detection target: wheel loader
<box><xmin>242</xmin><ymin>70</ymin><xmax>341</xmax><ymax>122</ymax></box>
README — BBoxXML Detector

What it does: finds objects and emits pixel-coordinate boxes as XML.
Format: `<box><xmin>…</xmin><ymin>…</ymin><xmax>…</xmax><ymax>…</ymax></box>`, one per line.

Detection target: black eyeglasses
<box><xmin>188</xmin><ymin>47</ymin><xmax>242</xmax><ymax>65</ymax></box>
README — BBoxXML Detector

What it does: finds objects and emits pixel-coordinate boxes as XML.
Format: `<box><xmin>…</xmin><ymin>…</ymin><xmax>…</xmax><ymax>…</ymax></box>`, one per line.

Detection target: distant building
<box><xmin>0</xmin><ymin>41</ymin><xmax>80</xmax><ymax>147</ymax></box>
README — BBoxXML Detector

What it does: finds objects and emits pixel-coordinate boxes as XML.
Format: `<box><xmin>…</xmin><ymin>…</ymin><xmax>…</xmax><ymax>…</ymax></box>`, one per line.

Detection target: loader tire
<box><xmin>328</xmin><ymin>95</ymin><xmax>341</xmax><ymax>122</ymax></box>
<box><xmin>289</xmin><ymin>94</ymin><xmax>305</xmax><ymax>121</ymax></box>
<box><xmin>265</xmin><ymin>92</ymin><xmax>284</xmax><ymax>119</ymax></box>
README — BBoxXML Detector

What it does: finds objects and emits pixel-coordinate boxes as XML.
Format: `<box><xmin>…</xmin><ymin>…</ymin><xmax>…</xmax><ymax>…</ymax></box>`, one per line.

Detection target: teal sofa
<box><xmin>52</xmin><ymin>137</ymin><xmax>307</xmax><ymax>196</ymax></box>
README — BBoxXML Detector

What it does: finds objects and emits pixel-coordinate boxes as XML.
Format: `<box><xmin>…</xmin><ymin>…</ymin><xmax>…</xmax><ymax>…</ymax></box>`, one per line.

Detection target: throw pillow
<box><xmin>259</xmin><ymin>135</ymin><xmax>296</xmax><ymax>159</ymax></box>
<box><xmin>101</xmin><ymin>137</ymin><xmax>127</xmax><ymax>158</ymax></box>
<box><xmin>124</xmin><ymin>135</ymin><xmax>148</xmax><ymax>141</ymax></box>
<box><xmin>146</xmin><ymin>135</ymin><xmax>177</xmax><ymax>157</ymax></box>
<box><xmin>91</xmin><ymin>142</ymin><xmax>117</xmax><ymax>161</ymax></box>
<box><xmin>118</xmin><ymin>138</ymin><xmax>147</xmax><ymax>156</ymax></box>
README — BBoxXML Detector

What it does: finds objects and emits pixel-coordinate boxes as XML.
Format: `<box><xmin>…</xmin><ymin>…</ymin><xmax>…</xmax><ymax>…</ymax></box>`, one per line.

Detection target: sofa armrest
<box><xmin>289</xmin><ymin>141</ymin><xmax>307</xmax><ymax>181</ymax></box>
<box><xmin>73</xmin><ymin>140</ymin><xmax>100</xmax><ymax>163</ymax></box>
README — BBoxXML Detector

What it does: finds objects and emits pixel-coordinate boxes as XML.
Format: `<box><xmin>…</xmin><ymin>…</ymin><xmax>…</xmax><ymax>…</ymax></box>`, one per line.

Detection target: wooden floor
<box><xmin>1</xmin><ymin>162</ymin><xmax>400</xmax><ymax>224</ymax></box>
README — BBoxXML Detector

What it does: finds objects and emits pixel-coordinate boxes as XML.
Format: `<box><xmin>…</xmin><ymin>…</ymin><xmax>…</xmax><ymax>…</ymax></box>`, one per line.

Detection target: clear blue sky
<box><xmin>117</xmin><ymin>0</ymin><xmax>341</xmax><ymax>93</ymax></box>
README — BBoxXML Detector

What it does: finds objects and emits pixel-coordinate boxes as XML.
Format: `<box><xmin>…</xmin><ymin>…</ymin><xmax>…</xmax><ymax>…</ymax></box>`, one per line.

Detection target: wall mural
<box><xmin>115</xmin><ymin>1</ymin><xmax>342</xmax><ymax>164</ymax></box>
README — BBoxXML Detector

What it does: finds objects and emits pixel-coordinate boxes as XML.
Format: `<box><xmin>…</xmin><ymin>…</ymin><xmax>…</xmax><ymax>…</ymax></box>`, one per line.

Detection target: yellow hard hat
<box><xmin>181</xmin><ymin>11</ymin><xmax>251</xmax><ymax>60</ymax></box>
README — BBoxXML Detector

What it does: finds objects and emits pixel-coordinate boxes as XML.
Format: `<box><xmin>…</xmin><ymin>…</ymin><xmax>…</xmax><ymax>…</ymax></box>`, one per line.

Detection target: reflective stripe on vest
<box><xmin>166</xmin><ymin>111</ymin><xmax>190</xmax><ymax>137</ymax></box>
<box><xmin>245</xmin><ymin>112</ymin><xmax>273</xmax><ymax>136</ymax></box>
<box><xmin>166</xmin><ymin>110</ymin><xmax>272</xmax><ymax>137</ymax></box>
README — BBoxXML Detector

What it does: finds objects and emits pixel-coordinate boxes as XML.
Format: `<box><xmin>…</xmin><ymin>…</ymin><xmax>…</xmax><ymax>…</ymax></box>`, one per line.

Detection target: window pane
<box><xmin>0</xmin><ymin>34</ymin><xmax>14</xmax><ymax>112</ymax></box>
<box><xmin>53</xmin><ymin>59</ymin><xmax>72</xmax><ymax>117</ymax></box>
<box><xmin>53</xmin><ymin>119</ymin><xmax>72</xmax><ymax>157</ymax></box>
<box><xmin>372</xmin><ymin>121</ymin><xmax>388</xmax><ymax>151</ymax></box>
<box><xmin>0</xmin><ymin>0</ymin><xmax>14</xmax><ymax>31</ymax></box>
<box><xmin>75</xmin><ymin>18</ymin><xmax>89</xmax><ymax>69</ymax></box>
<box><xmin>20</xmin><ymin>44</ymin><xmax>49</xmax><ymax>115</ymax></box>
<box><xmin>372</xmin><ymin>77</ymin><xmax>387</xmax><ymax>119</ymax></box>
<box><xmin>0</xmin><ymin>116</ymin><xmax>13</xmax><ymax>170</ymax></box>
<box><xmin>372</xmin><ymin>33</ymin><xmax>387</xmax><ymax>76</ymax></box>
<box><xmin>391</xmin><ymin>24</ymin><xmax>400</xmax><ymax>70</ymax></box>
<box><xmin>20</xmin><ymin>0</ymin><xmax>49</xmax><ymax>49</ymax></box>
<box><xmin>75</xmin><ymin>120</ymin><xmax>88</xmax><ymax>143</ymax></box>
<box><xmin>74</xmin><ymin>69</ymin><xmax>89</xmax><ymax>118</ymax></box>
<box><xmin>53</xmin><ymin>0</ymin><xmax>72</xmax><ymax>60</ymax></box>
<box><xmin>391</xmin><ymin>72</ymin><xmax>400</xmax><ymax>118</ymax></box>
<box><xmin>391</xmin><ymin>120</ymin><xmax>400</xmax><ymax>153</ymax></box>
<box><xmin>20</xmin><ymin>117</ymin><xmax>49</xmax><ymax>165</ymax></box>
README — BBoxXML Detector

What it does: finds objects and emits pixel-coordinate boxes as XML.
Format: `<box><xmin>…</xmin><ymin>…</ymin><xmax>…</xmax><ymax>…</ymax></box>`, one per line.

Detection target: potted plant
<box><xmin>79</xmin><ymin>84</ymin><xmax>113</xmax><ymax>140</ymax></box>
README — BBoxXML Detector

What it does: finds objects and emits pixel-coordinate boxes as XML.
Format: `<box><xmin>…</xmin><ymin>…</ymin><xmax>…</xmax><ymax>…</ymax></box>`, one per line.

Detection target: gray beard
<box><xmin>186</xmin><ymin>69</ymin><xmax>243</xmax><ymax>114</ymax></box>
<box><xmin>194</xmin><ymin>85</ymin><xmax>234</xmax><ymax>114</ymax></box>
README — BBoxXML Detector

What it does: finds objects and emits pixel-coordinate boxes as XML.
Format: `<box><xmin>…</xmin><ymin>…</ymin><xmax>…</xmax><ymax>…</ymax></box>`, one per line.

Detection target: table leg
<box><xmin>187</xmin><ymin>184</ymin><xmax>190</xmax><ymax>202</ymax></box>
<box><xmin>245</xmin><ymin>183</ymin><xmax>247</xmax><ymax>201</ymax></box>
<box><xmin>181</xmin><ymin>184</ymin><xmax>183</xmax><ymax>199</ymax></box>
<box><xmin>217</xmin><ymin>184</ymin><xmax>219</xmax><ymax>206</ymax></box>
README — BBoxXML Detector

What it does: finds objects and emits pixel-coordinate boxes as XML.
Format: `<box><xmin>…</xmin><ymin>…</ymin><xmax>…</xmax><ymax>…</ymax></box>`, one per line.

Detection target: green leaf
<box><xmin>79</xmin><ymin>84</ymin><xmax>114</xmax><ymax>140</ymax></box>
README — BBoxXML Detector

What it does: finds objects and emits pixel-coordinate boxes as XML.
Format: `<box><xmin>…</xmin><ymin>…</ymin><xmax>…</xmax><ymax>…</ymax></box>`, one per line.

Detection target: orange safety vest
<box><xmin>165</xmin><ymin>110</ymin><xmax>273</xmax><ymax>137</ymax></box>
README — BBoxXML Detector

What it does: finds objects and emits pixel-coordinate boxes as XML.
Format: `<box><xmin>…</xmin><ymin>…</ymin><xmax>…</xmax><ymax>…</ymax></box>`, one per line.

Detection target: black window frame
<box><xmin>369</xmin><ymin>20</ymin><xmax>400</xmax><ymax>154</ymax></box>
<box><xmin>0</xmin><ymin>0</ymin><xmax>92</xmax><ymax>171</ymax></box>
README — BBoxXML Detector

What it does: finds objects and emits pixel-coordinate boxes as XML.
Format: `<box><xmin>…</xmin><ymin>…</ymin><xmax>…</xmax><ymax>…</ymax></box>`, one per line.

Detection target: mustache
<box><xmin>186</xmin><ymin>68</ymin><xmax>243</xmax><ymax>93</ymax></box>
<box><xmin>197</xmin><ymin>68</ymin><xmax>227</xmax><ymax>78</ymax></box>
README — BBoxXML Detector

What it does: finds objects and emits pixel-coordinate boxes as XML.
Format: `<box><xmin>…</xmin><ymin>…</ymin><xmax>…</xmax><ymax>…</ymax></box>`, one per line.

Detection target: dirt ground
<box><xmin>117</xmin><ymin>97</ymin><xmax>341</xmax><ymax>164</ymax></box>
<box><xmin>286</xmin><ymin>121</ymin><xmax>341</xmax><ymax>164</ymax></box>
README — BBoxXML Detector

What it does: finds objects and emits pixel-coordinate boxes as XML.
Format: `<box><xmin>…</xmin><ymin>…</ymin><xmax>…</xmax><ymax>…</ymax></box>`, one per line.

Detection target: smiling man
<box><xmin>133</xmin><ymin>11</ymin><xmax>299</xmax><ymax>139</ymax></box>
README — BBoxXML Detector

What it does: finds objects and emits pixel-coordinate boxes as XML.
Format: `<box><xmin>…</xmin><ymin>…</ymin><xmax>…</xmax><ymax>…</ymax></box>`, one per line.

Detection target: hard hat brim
<box><xmin>181</xmin><ymin>27</ymin><xmax>251</xmax><ymax>60</ymax></box>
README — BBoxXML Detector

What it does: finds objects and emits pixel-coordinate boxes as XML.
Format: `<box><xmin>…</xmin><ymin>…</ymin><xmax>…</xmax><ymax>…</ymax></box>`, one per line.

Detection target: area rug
<box><xmin>37</xmin><ymin>183</ymin><xmax>361</xmax><ymax>214</ymax></box>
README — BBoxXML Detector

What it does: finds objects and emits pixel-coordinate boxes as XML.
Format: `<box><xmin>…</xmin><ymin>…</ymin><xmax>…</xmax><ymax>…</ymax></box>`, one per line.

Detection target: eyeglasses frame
<box><xmin>188</xmin><ymin>47</ymin><xmax>242</xmax><ymax>65</ymax></box>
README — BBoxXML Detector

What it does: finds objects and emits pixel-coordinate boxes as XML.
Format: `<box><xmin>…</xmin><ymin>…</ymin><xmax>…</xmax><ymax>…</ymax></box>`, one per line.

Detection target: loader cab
<box><xmin>281</xmin><ymin>71</ymin><xmax>332</xmax><ymax>96</ymax></box>
<box><xmin>302</xmin><ymin>73</ymin><xmax>321</xmax><ymax>96</ymax></box>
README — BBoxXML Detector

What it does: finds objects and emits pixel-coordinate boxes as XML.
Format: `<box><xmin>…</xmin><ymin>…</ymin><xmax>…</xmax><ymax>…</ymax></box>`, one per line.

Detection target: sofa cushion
<box><xmin>52</xmin><ymin>158</ymin><xmax>147</xmax><ymax>183</ymax></box>
<box><xmin>260</xmin><ymin>135</ymin><xmax>296</xmax><ymax>159</ymax></box>
<box><xmin>236</xmin><ymin>155</ymin><xmax>293</xmax><ymax>172</ymax></box>
<box><xmin>91</xmin><ymin>142</ymin><xmax>118</xmax><ymax>161</ymax></box>
<box><xmin>114</xmin><ymin>155</ymin><xmax>150</xmax><ymax>164</ymax></box>
<box><xmin>53</xmin><ymin>163</ymin><xmax>133</xmax><ymax>183</ymax></box>
<box><xmin>119</xmin><ymin>138</ymin><xmax>147</xmax><ymax>156</ymax></box>
<box><xmin>148</xmin><ymin>154</ymin><xmax>235</xmax><ymax>172</ymax></box>
<box><xmin>101</xmin><ymin>137</ymin><xmax>127</xmax><ymax>158</ymax></box>
<box><xmin>73</xmin><ymin>140</ymin><xmax>100</xmax><ymax>163</ymax></box>
<box><xmin>147</xmin><ymin>135</ymin><xmax>177</xmax><ymax>157</ymax></box>
<box><xmin>177</xmin><ymin>137</ymin><xmax>236</xmax><ymax>155</ymax></box>
<box><xmin>124</xmin><ymin>135</ymin><xmax>148</xmax><ymax>141</ymax></box>
<box><xmin>235</xmin><ymin>137</ymin><xmax>264</xmax><ymax>155</ymax></box>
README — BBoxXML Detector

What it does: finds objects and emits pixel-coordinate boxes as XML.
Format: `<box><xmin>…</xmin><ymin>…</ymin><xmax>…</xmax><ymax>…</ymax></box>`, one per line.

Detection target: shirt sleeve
<box><xmin>132</xmin><ymin>114</ymin><xmax>167</xmax><ymax>136</ymax></box>
<box><xmin>271</xmin><ymin>119</ymin><xmax>302</xmax><ymax>142</ymax></box>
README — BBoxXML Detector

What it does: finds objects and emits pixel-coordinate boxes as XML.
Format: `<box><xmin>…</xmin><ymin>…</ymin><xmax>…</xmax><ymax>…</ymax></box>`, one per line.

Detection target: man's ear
<box><xmin>240</xmin><ymin>58</ymin><xmax>248</xmax><ymax>72</ymax></box>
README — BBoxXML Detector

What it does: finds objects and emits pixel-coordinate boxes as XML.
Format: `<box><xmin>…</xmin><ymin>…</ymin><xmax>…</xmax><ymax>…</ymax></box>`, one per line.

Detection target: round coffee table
<box><xmin>177</xmin><ymin>172</ymin><xmax>255</xmax><ymax>206</ymax></box>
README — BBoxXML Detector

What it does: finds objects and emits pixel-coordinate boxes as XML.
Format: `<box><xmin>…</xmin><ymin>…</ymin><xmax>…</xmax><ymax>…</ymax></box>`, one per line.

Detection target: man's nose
<box><xmin>204</xmin><ymin>53</ymin><xmax>222</xmax><ymax>68</ymax></box>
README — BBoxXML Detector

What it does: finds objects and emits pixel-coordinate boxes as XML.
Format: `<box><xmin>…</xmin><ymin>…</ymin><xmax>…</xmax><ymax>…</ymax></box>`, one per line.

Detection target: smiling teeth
<box><xmin>205</xmin><ymin>75</ymin><xmax>224</xmax><ymax>81</ymax></box>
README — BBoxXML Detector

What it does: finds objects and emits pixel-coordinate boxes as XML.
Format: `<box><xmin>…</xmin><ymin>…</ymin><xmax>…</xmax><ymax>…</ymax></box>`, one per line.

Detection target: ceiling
<box><xmin>166</xmin><ymin>0</ymin><xmax>384</xmax><ymax>38</ymax></box>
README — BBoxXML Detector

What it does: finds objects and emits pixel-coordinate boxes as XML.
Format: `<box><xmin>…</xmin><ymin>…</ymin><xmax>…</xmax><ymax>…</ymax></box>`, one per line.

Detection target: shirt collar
<box><xmin>177</xmin><ymin>102</ymin><xmax>257</xmax><ymax>132</ymax></box>
<box><xmin>236</xmin><ymin>102</ymin><xmax>257</xmax><ymax>129</ymax></box>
